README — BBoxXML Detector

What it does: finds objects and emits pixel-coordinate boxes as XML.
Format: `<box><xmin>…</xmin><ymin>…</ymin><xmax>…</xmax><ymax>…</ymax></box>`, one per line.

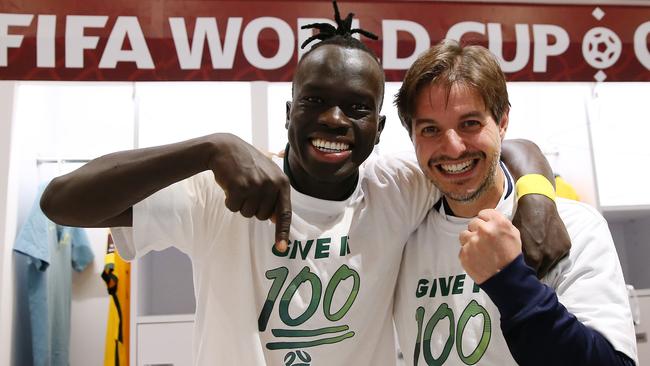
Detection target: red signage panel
<box><xmin>0</xmin><ymin>0</ymin><xmax>648</xmax><ymax>81</ymax></box>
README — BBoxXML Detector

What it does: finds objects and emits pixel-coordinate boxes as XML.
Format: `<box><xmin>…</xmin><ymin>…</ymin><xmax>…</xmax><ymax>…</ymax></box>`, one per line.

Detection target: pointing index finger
<box><xmin>274</xmin><ymin>184</ymin><xmax>292</xmax><ymax>253</ymax></box>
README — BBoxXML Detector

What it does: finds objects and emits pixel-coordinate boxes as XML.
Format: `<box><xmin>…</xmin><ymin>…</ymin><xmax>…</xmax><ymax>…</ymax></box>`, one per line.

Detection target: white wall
<box><xmin>5</xmin><ymin>81</ymin><xmax>256</xmax><ymax>366</ymax></box>
<box><xmin>590</xmin><ymin>83</ymin><xmax>650</xmax><ymax>208</ymax></box>
<box><xmin>68</xmin><ymin>227</ymin><xmax>113</xmax><ymax>366</ymax></box>
<box><xmin>9</xmin><ymin>82</ymin><xmax>136</xmax><ymax>366</ymax></box>
<box><xmin>507</xmin><ymin>82</ymin><xmax>599</xmax><ymax>206</ymax></box>
<box><xmin>0</xmin><ymin>81</ymin><xmax>18</xmax><ymax>366</ymax></box>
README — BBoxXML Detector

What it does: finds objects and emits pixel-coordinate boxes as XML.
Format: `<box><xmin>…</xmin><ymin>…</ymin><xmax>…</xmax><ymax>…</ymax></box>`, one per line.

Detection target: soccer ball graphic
<box><xmin>582</xmin><ymin>27</ymin><xmax>622</xmax><ymax>69</ymax></box>
<box><xmin>284</xmin><ymin>350</ymin><xmax>312</xmax><ymax>366</ymax></box>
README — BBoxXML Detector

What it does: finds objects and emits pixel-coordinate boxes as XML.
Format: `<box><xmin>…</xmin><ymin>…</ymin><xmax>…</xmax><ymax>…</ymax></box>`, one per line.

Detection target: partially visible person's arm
<box><xmin>460</xmin><ymin>208</ymin><xmax>636</xmax><ymax>366</ymax></box>
<box><xmin>40</xmin><ymin>133</ymin><xmax>292</xmax><ymax>248</ymax></box>
<box><xmin>501</xmin><ymin>139</ymin><xmax>571</xmax><ymax>277</ymax></box>
<box><xmin>481</xmin><ymin>256</ymin><xmax>635</xmax><ymax>366</ymax></box>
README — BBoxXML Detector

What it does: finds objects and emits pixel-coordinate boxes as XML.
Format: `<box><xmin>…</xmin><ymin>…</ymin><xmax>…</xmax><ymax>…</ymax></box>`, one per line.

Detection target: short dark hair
<box><xmin>394</xmin><ymin>39</ymin><xmax>510</xmax><ymax>135</ymax></box>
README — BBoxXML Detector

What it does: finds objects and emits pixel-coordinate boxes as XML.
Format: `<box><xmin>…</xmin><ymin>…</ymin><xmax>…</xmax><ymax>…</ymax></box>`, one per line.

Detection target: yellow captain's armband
<box><xmin>515</xmin><ymin>174</ymin><xmax>556</xmax><ymax>202</ymax></box>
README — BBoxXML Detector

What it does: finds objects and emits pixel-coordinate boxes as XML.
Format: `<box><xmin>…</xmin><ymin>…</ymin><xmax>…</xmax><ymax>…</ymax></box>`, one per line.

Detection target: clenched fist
<box><xmin>459</xmin><ymin>209</ymin><xmax>522</xmax><ymax>285</ymax></box>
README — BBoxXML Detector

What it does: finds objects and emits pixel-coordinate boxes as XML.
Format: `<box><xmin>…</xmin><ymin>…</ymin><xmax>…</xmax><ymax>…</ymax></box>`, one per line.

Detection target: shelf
<box><xmin>601</xmin><ymin>205</ymin><xmax>650</xmax><ymax>222</ymax></box>
<box><xmin>635</xmin><ymin>289</ymin><xmax>650</xmax><ymax>297</ymax></box>
<box><xmin>138</xmin><ymin>314</ymin><xmax>195</xmax><ymax>324</ymax></box>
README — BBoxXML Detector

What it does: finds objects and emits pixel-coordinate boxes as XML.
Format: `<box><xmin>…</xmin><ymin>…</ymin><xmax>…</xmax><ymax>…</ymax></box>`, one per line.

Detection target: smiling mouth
<box><xmin>436</xmin><ymin>159</ymin><xmax>478</xmax><ymax>174</ymax></box>
<box><xmin>310</xmin><ymin>138</ymin><xmax>351</xmax><ymax>153</ymax></box>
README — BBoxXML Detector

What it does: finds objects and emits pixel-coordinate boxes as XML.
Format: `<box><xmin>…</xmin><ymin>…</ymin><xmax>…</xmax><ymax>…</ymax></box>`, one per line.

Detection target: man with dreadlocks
<box><xmin>41</xmin><ymin>2</ymin><xmax>569</xmax><ymax>365</ymax></box>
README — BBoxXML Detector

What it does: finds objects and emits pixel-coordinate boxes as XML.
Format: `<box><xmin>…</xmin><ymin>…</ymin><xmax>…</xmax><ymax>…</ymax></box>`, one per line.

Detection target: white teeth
<box><xmin>311</xmin><ymin>138</ymin><xmax>350</xmax><ymax>153</ymax></box>
<box><xmin>440</xmin><ymin>160</ymin><xmax>474</xmax><ymax>174</ymax></box>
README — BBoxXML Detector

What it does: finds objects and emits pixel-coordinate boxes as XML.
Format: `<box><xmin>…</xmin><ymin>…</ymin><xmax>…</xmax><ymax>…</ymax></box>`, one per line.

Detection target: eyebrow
<box><xmin>413</xmin><ymin>110</ymin><xmax>485</xmax><ymax>125</ymax></box>
<box><xmin>458</xmin><ymin>111</ymin><xmax>485</xmax><ymax>120</ymax></box>
<box><xmin>300</xmin><ymin>84</ymin><xmax>378</xmax><ymax>106</ymax></box>
<box><xmin>413</xmin><ymin>118</ymin><xmax>437</xmax><ymax>126</ymax></box>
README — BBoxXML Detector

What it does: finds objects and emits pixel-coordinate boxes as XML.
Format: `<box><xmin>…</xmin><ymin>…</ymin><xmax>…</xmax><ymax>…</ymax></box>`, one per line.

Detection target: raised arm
<box><xmin>500</xmin><ymin>139</ymin><xmax>571</xmax><ymax>278</ymax></box>
<box><xmin>40</xmin><ymin>133</ymin><xmax>291</xmax><ymax>249</ymax></box>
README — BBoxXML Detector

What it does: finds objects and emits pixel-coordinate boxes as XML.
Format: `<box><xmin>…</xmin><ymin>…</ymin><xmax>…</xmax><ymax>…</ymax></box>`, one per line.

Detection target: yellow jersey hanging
<box><xmin>555</xmin><ymin>175</ymin><xmax>580</xmax><ymax>201</ymax></box>
<box><xmin>102</xmin><ymin>231</ymin><xmax>130</xmax><ymax>366</ymax></box>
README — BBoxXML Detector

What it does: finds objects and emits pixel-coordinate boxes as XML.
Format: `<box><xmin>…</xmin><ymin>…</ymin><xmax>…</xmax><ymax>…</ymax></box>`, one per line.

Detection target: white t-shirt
<box><xmin>112</xmin><ymin>153</ymin><xmax>438</xmax><ymax>366</ymax></box>
<box><xmin>394</xmin><ymin>167</ymin><xmax>637</xmax><ymax>365</ymax></box>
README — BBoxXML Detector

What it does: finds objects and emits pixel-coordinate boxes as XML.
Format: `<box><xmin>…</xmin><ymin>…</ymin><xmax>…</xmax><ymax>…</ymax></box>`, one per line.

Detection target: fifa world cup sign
<box><xmin>0</xmin><ymin>1</ymin><xmax>648</xmax><ymax>81</ymax></box>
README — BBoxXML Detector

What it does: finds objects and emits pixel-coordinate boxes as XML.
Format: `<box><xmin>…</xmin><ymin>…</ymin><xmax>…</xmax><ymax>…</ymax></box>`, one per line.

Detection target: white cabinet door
<box><xmin>506</xmin><ymin>83</ymin><xmax>598</xmax><ymax>206</ymax></box>
<box><xmin>590</xmin><ymin>83</ymin><xmax>650</xmax><ymax>208</ymax></box>
<box><xmin>138</xmin><ymin>321</ymin><xmax>193</xmax><ymax>366</ymax></box>
<box><xmin>136</xmin><ymin>82</ymin><xmax>253</xmax><ymax>148</ymax></box>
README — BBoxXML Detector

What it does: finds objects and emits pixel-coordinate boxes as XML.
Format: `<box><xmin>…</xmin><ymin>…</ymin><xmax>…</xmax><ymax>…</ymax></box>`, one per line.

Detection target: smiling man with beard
<box><xmin>39</xmin><ymin>2</ymin><xmax>570</xmax><ymax>365</ymax></box>
<box><xmin>393</xmin><ymin>39</ymin><xmax>637</xmax><ymax>366</ymax></box>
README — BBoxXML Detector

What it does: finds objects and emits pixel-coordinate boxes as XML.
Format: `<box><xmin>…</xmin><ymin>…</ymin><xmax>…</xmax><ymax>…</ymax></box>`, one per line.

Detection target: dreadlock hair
<box><xmin>292</xmin><ymin>1</ymin><xmax>385</xmax><ymax>108</ymax></box>
<box><xmin>300</xmin><ymin>1</ymin><xmax>380</xmax><ymax>62</ymax></box>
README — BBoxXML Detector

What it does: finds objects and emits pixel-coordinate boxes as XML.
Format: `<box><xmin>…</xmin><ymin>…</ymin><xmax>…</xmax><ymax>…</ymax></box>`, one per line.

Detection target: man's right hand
<box><xmin>459</xmin><ymin>209</ymin><xmax>522</xmax><ymax>285</ymax></box>
<box><xmin>209</xmin><ymin>135</ymin><xmax>292</xmax><ymax>252</ymax></box>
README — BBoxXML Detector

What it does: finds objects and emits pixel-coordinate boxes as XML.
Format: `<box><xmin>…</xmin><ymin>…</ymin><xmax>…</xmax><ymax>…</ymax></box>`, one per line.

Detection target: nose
<box><xmin>318</xmin><ymin>105</ymin><xmax>350</xmax><ymax>129</ymax></box>
<box><xmin>440</xmin><ymin>129</ymin><xmax>466</xmax><ymax>158</ymax></box>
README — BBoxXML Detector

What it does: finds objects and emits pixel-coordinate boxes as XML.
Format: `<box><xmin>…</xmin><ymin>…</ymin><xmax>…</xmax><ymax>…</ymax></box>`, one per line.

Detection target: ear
<box><xmin>375</xmin><ymin>115</ymin><xmax>386</xmax><ymax>145</ymax></box>
<box><xmin>498</xmin><ymin>108</ymin><xmax>509</xmax><ymax>141</ymax></box>
<box><xmin>285</xmin><ymin>101</ymin><xmax>292</xmax><ymax>129</ymax></box>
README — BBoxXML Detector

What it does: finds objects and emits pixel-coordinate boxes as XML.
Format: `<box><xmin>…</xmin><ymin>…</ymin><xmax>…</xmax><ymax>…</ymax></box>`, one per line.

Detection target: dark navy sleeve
<box><xmin>479</xmin><ymin>254</ymin><xmax>635</xmax><ymax>366</ymax></box>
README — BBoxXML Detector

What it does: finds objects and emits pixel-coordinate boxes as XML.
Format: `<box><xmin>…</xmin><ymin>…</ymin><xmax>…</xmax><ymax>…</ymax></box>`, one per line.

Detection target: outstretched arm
<box><xmin>500</xmin><ymin>139</ymin><xmax>571</xmax><ymax>278</ymax></box>
<box><xmin>40</xmin><ymin>133</ymin><xmax>292</xmax><ymax>249</ymax></box>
